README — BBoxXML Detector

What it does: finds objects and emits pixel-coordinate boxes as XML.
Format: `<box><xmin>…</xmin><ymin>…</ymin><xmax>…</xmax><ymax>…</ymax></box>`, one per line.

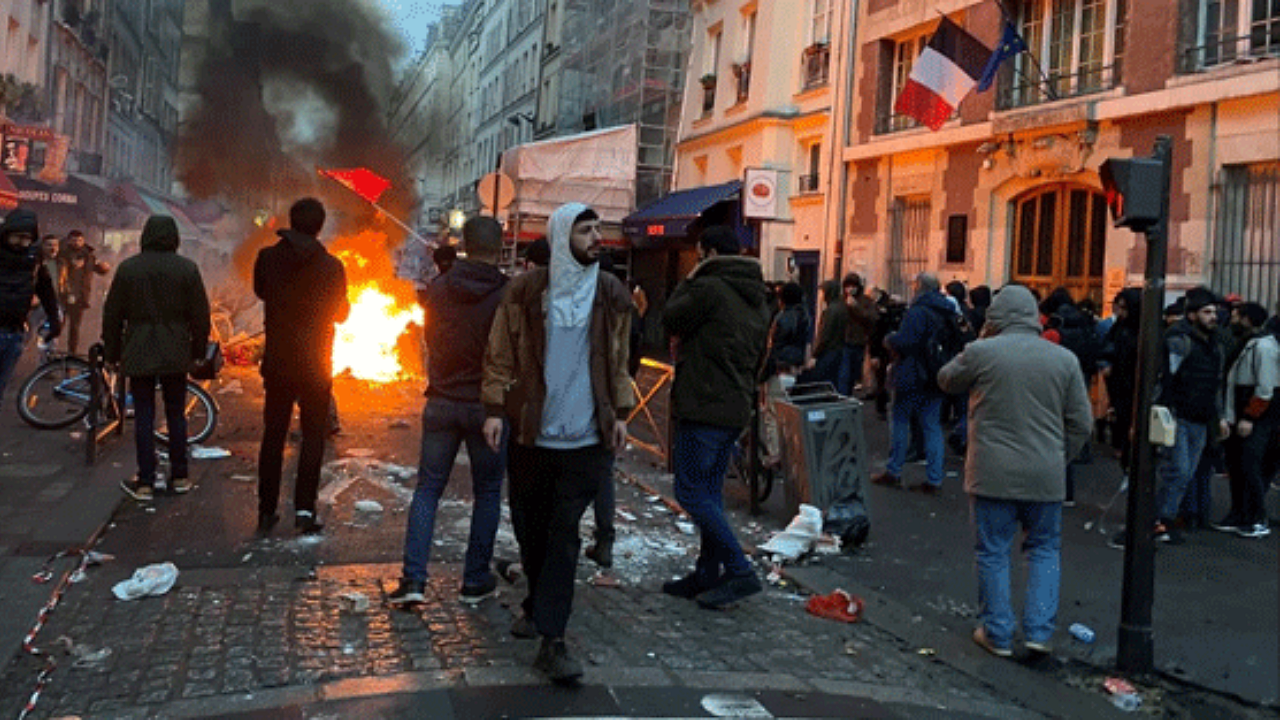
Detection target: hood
<box><xmin>1116</xmin><ymin>288</ymin><xmax>1142</xmax><ymax>330</ymax></box>
<box><xmin>0</xmin><ymin>208</ymin><xmax>38</xmax><ymax>255</ymax></box>
<box><xmin>691</xmin><ymin>255</ymin><xmax>769</xmax><ymax>309</ymax></box>
<box><xmin>140</xmin><ymin>215</ymin><xmax>181</xmax><ymax>252</ymax></box>
<box><xmin>275</xmin><ymin>228</ymin><xmax>326</xmax><ymax>264</ymax></box>
<box><xmin>1054</xmin><ymin>302</ymin><xmax>1090</xmax><ymax>329</ymax></box>
<box><xmin>546</xmin><ymin>202</ymin><xmax>599</xmax><ymax>327</ymax></box>
<box><xmin>986</xmin><ymin>285</ymin><xmax>1043</xmax><ymax>335</ymax></box>
<box><xmin>436</xmin><ymin>259</ymin><xmax>508</xmax><ymax>305</ymax></box>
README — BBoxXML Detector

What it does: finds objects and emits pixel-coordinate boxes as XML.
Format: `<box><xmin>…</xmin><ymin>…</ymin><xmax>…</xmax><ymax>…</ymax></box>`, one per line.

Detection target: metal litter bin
<box><xmin>773</xmin><ymin>383</ymin><xmax>868</xmax><ymax>519</ymax></box>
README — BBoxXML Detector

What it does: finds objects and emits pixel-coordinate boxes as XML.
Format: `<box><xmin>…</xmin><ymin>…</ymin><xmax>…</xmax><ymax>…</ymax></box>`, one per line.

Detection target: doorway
<box><xmin>1010</xmin><ymin>184</ymin><xmax>1108</xmax><ymax>303</ymax></box>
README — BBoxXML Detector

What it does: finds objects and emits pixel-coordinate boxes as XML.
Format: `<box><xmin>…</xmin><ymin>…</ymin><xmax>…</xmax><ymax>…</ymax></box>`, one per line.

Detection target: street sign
<box><xmin>477</xmin><ymin>171</ymin><xmax>515</xmax><ymax>211</ymax></box>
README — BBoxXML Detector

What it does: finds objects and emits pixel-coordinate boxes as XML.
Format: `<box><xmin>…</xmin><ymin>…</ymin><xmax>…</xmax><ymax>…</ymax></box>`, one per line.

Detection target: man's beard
<box><xmin>570</xmin><ymin>244</ymin><xmax>598</xmax><ymax>266</ymax></box>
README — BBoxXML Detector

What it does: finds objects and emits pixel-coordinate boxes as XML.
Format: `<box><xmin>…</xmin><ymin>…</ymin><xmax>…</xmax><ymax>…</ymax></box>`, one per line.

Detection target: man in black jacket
<box><xmin>0</xmin><ymin>208</ymin><xmax>60</xmax><ymax>403</ymax></box>
<box><xmin>661</xmin><ymin>226</ymin><xmax>772</xmax><ymax>609</ymax></box>
<box><xmin>389</xmin><ymin>217</ymin><xmax>509</xmax><ymax>608</ymax></box>
<box><xmin>254</xmin><ymin>198</ymin><xmax>349</xmax><ymax>535</ymax></box>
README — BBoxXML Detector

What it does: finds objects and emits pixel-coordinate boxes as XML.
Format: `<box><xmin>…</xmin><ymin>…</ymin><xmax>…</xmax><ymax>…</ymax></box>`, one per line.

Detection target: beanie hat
<box><xmin>1183</xmin><ymin>286</ymin><xmax>1218</xmax><ymax>313</ymax></box>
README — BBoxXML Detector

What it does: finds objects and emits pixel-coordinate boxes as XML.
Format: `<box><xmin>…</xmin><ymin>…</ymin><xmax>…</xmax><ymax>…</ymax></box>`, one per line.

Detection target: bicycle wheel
<box><xmin>154</xmin><ymin>383</ymin><xmax>218</xmax><ymax>445</ymax></box>
<box><xmin>16</xmin><ymin>357</ymin><xmax>94</xmax><ymax>429</ymax></box>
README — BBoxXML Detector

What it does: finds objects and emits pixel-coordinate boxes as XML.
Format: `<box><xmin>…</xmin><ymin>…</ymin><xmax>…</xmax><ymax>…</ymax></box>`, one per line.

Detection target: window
<box><xmin>799</xmin><ymin>143</ymin><xmax>821</xmax><ymax>193</ymax></box>
<box><xmin>810</xmin><ymin>0</ymin><xmax>832</xmax><ymax>45</ymax></box>
<box><xmin>1000</xmin><ymin>0</ymin><xmax>1125</xmax><ymax>109</ymax></box>
<box><xmin>888</xmin><ymin>198</ymin><xmax>931</xmax><ymax>297</ymax></box>
<box><xmin>1209</xmin><ymin>163</ymin><xmax>1280</xmax><ymax>311</ymax></box>
<box><xmin>881</xmin><ymin>33</ymin><xmax>927</xmax><ymax>132</ymax></box>
<box><xmin>1181</xmin><ymin>0</ymin><xmax>1280</xmax><ymax>70</ymax></box>
<box><xmin>735</xmin><ymin>10</ymin><xmax>755</xmax><ymax>102</ymax></box>
<box><xmin>1010</xmin><ymin>185</ymin><xmax>1108</xmax><ymax>301</ymax></box>
<box><xmin>946</xmin><ymin>215</ymin><xmax>968</xmax><ymax>264</ymax></box>
<box><xmin>701</xmin><ymin>28</ymin><xmax>721</xmax><ymax>115</ymax></box>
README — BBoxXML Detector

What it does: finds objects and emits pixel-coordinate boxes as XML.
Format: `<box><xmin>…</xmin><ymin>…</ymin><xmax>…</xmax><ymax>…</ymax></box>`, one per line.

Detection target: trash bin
<box><xmin>773</xmin><ymin>383</ymin><xmax>869</xmax><ymax>520</ymax></box>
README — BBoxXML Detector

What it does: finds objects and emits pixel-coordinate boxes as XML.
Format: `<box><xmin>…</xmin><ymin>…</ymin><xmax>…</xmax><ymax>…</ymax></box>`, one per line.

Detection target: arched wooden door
<box><xmin>1009</xmin><ymin>184</ymin><xmax>1109</xmax><ymax>303</ymax></box>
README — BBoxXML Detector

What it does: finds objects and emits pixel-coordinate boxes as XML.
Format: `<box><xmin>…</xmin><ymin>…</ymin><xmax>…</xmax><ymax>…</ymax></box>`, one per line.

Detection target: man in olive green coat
<box><xmin>103</xmin><ymin>215</ymin><xmax>211</xmax><ymax>501</ymax></box>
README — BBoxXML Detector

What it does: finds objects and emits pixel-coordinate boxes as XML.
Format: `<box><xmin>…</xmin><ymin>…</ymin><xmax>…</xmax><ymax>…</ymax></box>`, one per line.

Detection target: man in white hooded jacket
<box><xmin>1215</xmin><ymin>301</ymin><xmax>1278</xmax><ymax>538</ymax></box>
<box><xmin>938</xmin><ymin>284</ymin><xmax>1092</xmax><ymax>658</ymax></box>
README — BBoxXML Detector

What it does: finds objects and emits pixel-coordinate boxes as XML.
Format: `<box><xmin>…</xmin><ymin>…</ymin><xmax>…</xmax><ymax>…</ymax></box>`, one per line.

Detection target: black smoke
<box><xmin>177</xmin><ymin>0</ymin><xmax>413</xmax><ymax>231</ymax></box>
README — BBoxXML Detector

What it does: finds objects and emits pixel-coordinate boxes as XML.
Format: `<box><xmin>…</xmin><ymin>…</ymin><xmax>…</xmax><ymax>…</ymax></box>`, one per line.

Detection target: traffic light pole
<box><xmin>1116</xmin><ymin>135</ymin><xmax>1173</xmax><ymax>674</ymax></box>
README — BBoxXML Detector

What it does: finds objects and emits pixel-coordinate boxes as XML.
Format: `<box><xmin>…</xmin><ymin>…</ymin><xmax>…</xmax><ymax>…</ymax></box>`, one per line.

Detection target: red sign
<box><xmin>2</xmin><ymin>124</ymin><xmax>55</xmax><ymax>142</ymax></box>
<box><xmin>646</xmin><ymin>224</ymin><xmax>664</xmax><ymax>236</ymax></box>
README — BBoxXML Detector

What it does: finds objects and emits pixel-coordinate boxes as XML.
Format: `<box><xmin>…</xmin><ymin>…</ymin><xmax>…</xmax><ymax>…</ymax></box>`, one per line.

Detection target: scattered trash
<box><xmin>813</xmin><ymin>536</ymin><xmax>842</xmax><ymax>554</ymax></box>
<box><xmin>354</xmin><ymin>500</ymin><xmax>384</xmax><ymax>513</ymax></box>
<box><xmin>495</xmin><ymin>558</ymin><xmax>523</xmax><ymax>584</ymax></box>
<box><xmin>590</xmin><ymin>572</ymin><xmax>621</xmax><ymax>588</ymax></box>
<box><xmin>700</xmin><ymin>693</ymin><xmax>772</xmax><ymax>718</ymax></box>
<box><xmin>617</xmin><ymin>510</ymin><xmax>637</xmax><ymax>522</ymax></box>
<box><xmin>1069</xmin><ymin>622</ymin><xmax>1096</xmax><ymax>643</ymax></box>
<box><xmin>843</xmin><ymin>639</ymin><xmax>859</xmax><ymax>655</ymax></box>
<box><xmin>917</xmin><ymin>648</ymin><xmax>937</xmax><ymax>657</ymax></box>
<box><xmin>68</xmin><ymin>568</ymin><xmax>87</xmax><ymax>584</ymax></box>
<box><xmin>805</xmin><ymin>589</ymin><xmax>864</xmax><ymax>623</ymax></box>
<box><xmin>319</xmin><ymin>458</ymin><xmax>415</xmax><ymax>508</ymax></box>
<box><xmin>388</xmin><ymin>419</ymin><xmax>411</xmax><ymax>430</ymax></box>
<box><xmin>823</xmin><ymin>494</ymin><xmax>870</xmax><ymax>549</ymax></box>
<box><xmin>337</xmin><ymin>591</ymin><xmax>370</xmax><ymax>613</ymax></box>
<box><xmin>759</xmin><ymin>504</ymin><xmax>823</xmax><ymax>561</ymax></box>
<box><xmin>241</xmin><ymin>553</ymin><xmax>252</xmax><ymax>563</ymax></box>
<box><xmin>69</xmin><ymin>431</ymin><xmax>83</xmax><ymax>440</ymax></box>
<box><xmin>1110</xmin><ymin>693</ymin><xmax>1142</xmax><ymax>712</ymax></box>
<box><xmin>191</xmin><ymin>446</ymin><xmax>231</xmax><ymax>460</ymax></box>
<box><xmin>342</xmin><ymin>448</ymin><xmax>377</xmax><ymax>458</ymax></box>
<box><xmin>216</xmin><ymin>379</ymin><xmax>244</xmax><ymax>395</ymax></box>
<box><xmin>674</xmin><ymin>520</ymin><xmax>696</xmax><ymax>535</ymax></box>
<box><xmin>83</xmin><ymin>551</ymin><xmax>113</xmax><ymax>566</ymax></box>
<box><xmin>230</xmin><ymin>474</ymin><xmax>255</xmax><ymax>483</ymax></box>
<box><xmin>112</xmin><ymin>562</ymin><xmax>179</xmax><ymax>601</ymax></box>
<box><xmin>1103</xmin><ymin>677</ymin><xmax>1136</xmax><ymax>695</ymax></box>
<box><xmin>1104</xmin><ymin>678</ymin><xmax>1141</xmax><ymax>712</ymax></box>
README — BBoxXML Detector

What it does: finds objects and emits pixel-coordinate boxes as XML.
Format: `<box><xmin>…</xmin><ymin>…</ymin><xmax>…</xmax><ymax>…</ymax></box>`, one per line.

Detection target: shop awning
<box><xmin>622</xmin><ymin>180</ymin><xmax>741</xmax><ymax>247</ymax></box>
<box><xmin>0</xmin><ymin>173</ymin><xmax>19</xmax><ymax>211</ymax></box>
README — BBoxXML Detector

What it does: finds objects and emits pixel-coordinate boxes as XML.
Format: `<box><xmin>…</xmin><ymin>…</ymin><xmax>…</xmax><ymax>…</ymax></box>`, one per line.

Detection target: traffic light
<box><xmin>1099</xmin><ymin>156</ymin><xmax>1165</xmax><ymax>231</ymax></box>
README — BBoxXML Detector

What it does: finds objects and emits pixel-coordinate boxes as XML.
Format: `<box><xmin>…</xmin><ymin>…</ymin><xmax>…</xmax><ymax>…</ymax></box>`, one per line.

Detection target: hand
<box><xmin>611</xmin><ymin>419</ymin><xmax>628</xmax><ymax>451</ymax></box>
<box><xmin>483</xmin><ymin>417</ymin><xmax>504</xmax><ymax>452</ymax></box>
<box><xmin>1218</xmin><ymin>420</ymin><xmax>1231</xmax><ymax>441</ymax></box>
<box><xmin>1237</xmin><ymin>419</ymin><xmax>1253</xmax><ymax>438</ymax></box>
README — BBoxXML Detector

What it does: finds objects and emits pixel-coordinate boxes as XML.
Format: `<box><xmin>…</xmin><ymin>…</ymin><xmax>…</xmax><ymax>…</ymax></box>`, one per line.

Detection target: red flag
<box><xmin>318</xmin><ymin>167</ymin><xmax>391</xmax><ymax>204</ymax></box>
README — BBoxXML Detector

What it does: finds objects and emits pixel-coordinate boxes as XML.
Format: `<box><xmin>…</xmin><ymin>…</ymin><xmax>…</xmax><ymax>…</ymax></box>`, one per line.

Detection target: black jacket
<box><xmin>664</xmin><ymin>256</ymin><xmax>772</xmax><ymax>429</ymax></box>
<box><xmin>1160</xmin><ymin>319</ymin><xmax>1224</xmax><ymax>424</ymax></box>
<box><xmin>254</xmin><ymin>229</ymin><xmax>349</xmax><ymax>383</ymax></box>
<box><xmin>420</xmin><ymin>259</ymin><xmax>508</xmax><ymax>402</ymax></box>
<box><xmin>0</xmin><ymin>209</ymin><xmax>60</xmax><ymax>335</ymax></box>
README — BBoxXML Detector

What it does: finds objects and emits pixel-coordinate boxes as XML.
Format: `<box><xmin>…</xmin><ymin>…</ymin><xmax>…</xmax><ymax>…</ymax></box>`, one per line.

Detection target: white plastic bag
<box><xmin>112</xmin><ymin>562</ymin><xmax>179</xmax><ymax>601</ymax></box>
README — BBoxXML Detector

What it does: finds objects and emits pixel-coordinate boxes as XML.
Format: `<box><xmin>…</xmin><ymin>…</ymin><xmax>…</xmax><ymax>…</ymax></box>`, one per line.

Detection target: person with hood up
<box><xmin>661</xmin><ymin>226</ymin><xmax>772</xmax><ymax>608</ymax></box>
<box><xmin>1103</xmin><ymin>288</ymin><xmax>1142</xmax><ymax>469</ymax></box>
<box><xmin>938</xmin><ymin>284</ymin><xmax>1092</xmax><ymax>658</ymax></box>
<box><xmin>103</xmin><ymin>215</ymin><xmax>211</xmax><ymax>500</ymax></box>
<box><xmin>389</xmin><ymin>217</ymin><xmax>510</xmax><ymax>609</ymax></box>
<box><xmin>253</xmin><ymin>198</ymin><xmax>349</xmax><ymax>535</ymax></box>
<box><xmin>0</xmin><ymin>208</ymin><xmax>61</xmax><ymax>403</ymax></box>
<box><xmin>481</xmin><ymin>202</ymin><xmax>632</xmax><ymax>684</ymax></box>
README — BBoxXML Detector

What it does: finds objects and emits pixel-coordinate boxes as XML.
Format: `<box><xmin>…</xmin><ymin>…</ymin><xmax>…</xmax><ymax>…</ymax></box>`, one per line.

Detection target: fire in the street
<box><xmin>329</xmin><ymin>231</ymin><xmax>424</xmax><ymax>383</ymax></box>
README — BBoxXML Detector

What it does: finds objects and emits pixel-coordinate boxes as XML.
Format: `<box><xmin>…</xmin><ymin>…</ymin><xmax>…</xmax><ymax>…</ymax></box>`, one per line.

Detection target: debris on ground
<box><xmin>230</xmin><ymin>474</ymin><xmax>255</xmax><ymax>483</ymax></box>
<box><xmin>216</xmin><ymin>379</ymin><xmax>244</xmax><ymax>395</ymax></box>
<box><xmin>111</xmin><ymin>562</ymin><xmax>179</xmax><ymax>601</ymax></box>
<box><xmin>342</xmin><ymin>448</ymin><xmax>377</xmax><ymax>458</ymax></box>
<box><xmin>191</xmin><ymin>446</ymin><xmax>232</xmax><ymax>460</ymax></box>
<box><xmin>353</xmin><ymin>500</ymin><xmax>384</xmax><ymax>513</ymax></box>
<box><xmin>759</xmin><ymin>504</ymin><xmax>823</xmax><ymax>561</ymax></box>
<box><xmin>805</xmin><ymin>589</ymin><xmax>865</xmax><ymax>623</ymax></box>
<box><xmin>337</xmin><ymin>591</ymin><xmax>370</xmax><ymax>613</ymax></box>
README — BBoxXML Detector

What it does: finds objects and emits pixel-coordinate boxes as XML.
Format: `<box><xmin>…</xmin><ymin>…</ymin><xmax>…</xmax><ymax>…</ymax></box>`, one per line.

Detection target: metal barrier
<box><xmin>85</xmin><ymin>343</ymin><xmax>124</xmax><ymax>466</ymax></box>
<box><xmin>626</xmin><ymin>357</ymin><xmax>674</xmax><ymax>468</ymax></box>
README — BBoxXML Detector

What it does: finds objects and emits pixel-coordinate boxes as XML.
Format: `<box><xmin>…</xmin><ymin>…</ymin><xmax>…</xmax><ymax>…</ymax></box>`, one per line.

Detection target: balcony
<box><xmin>1178</xmin><ymin>34</ymin><xmax>1280</xmax><ymax>73</ymax></box>
<box><xmin>996</xmin><ymin>63</ymin><xmax>1119</xmax><ymax>110</ymax></box>
<box><xmin>699</xmin><ymin>74</ymin><xmax>716</xmax><ymax>116</ymax></box>
<box><xmin>801</xmin><ymin>42</ymin><xmax>830</xmax><ymax>90</ymax></box>
<box><xmin>797</xmin><ymin>173</ymin><xmax>820</xmax><ymax>194</ymax></box>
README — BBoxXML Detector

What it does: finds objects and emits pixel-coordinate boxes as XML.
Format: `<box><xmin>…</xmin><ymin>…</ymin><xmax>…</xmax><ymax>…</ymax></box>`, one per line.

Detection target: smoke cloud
<box><xmin>178</xmin><ymin>0</ymin><xmax>414</xmax><ymax>233</ymax></box>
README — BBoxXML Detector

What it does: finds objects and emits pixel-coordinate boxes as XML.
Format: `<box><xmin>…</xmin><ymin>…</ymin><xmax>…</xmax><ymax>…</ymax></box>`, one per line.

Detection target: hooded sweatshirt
<box><xmin>420</xmin><ymin>258</ymin><xmax>508</xmax><ymax>402</ymax></box>
<box><xmin>937</xmin><ymin>285</ymin><xmax>1093</xmax><ymax>501</ymax></box>
<box><xmin>253</xmin><ymin>227</ymin><xmax>349</xmax><ymax>383</ymax></box>
<box><xmin>0</xmin><ymin>208</ymin><xmax>60</xmax><ymax>335</ymax></box>
<box><xmin>663</xmin><ymin>254</ymin><xmax>773</xmax><ymax>429</ymax></box>
<box><xmin>102</xmin><ymin>216</ymin><xmax>210</xmax><ymax>376</ymax></box>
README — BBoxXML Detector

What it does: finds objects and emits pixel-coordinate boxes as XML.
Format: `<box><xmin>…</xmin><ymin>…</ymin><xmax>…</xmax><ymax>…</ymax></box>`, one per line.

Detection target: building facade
<box><xmin>106</xmin><ymin>0</ymin><xmax>181</xmax><ymax>194</ymax></box>
<box><xmin>830</xmin><ymin>0</ymin><xmax>1279</xmax><ymax>306</ymax></box>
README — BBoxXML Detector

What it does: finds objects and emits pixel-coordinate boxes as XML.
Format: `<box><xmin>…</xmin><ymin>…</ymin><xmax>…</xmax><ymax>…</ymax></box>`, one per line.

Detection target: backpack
<box><xmin>922</xmin><ymin>307</ymin><xmax>973</xmax><ymax>392</ymax></box>
<box><xmin>1055</xmin><ymin>310</ymin><xmax>1103</xmax><ymax>378</ymax></box>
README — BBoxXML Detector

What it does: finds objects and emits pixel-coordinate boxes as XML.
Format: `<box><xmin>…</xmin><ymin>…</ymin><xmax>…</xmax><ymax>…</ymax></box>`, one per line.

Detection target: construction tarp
<box><xmin>499</xmin><ymin>125</ymin><xmax>636</xmax><ymax>225</ymax></box>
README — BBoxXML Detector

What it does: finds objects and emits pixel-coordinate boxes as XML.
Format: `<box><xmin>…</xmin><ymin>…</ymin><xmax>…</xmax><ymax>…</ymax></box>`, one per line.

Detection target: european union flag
<box><xmin>976</xmin><ymin>22</ymin><xmax>1028</xmax><ymax>92</ymax></box>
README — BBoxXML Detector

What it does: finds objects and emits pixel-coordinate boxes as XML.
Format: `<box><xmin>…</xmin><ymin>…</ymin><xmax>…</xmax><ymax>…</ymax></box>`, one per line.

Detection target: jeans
<box><xmin>0</xmin><ymin>330</ymin><xmax>23</xmax><ymax>403</ymax></box>
<box><xmin>672</xmin><ymin>420</ymin><xmax>752</xmax><ymax>579</ymax></box>
<box><xmin>592</xmin><ymin>461</ymin><xmax>616</xmax><ymax>543</ymax></box>
<box><xmin>259</xmin><ymin>374</ymin><xmax>331</xmax><ymax>517</ymax></box>
<box><xmin>837</xmin><ymin>343</ymin><xmax>864</xmax><ymax>397</ymax></box>
<box><xmin>1223</xmin><ymin>421</ymin><xmax>1276</xmax><ymax>525</ymax></box>
<box><xmin>1179</xmin><ymin>447</ymin><xmax>1216</xmax><ymax>522</ymax></box>
<box><xmin>886</xmin><ymin>391</ymin><xmax>944</xmax><ymax>486</ymax></box>
<box><xmin>131</xmin><ymin>374</ymin><xmax>189</xmax><ymax>484</ymax></box>
<box><xmin>1155</xmin><ymin>419</ymin><xmax>1210</xmax><ymax>522</ymax></box>
<box><xmin>402</xmin><ymin>397</ymin><xmax>507</xmax><ymax>587</ymax></box>
<box><xmin>508</xmin><ymin>442</ymin><xmax>612</xmax><ymax>639</ymax></box>
<box><xmin>972</xmin><ymin>496</ymin><xmax>1062</xmax><ymax>648</ymax></box>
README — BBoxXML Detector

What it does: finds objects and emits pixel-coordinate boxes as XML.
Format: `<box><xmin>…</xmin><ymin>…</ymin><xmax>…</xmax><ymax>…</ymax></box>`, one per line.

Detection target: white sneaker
<box><xmin>1236</xmin><ymin>523</ymin><xmax>1271</xmax><ymax>539</ymax></box>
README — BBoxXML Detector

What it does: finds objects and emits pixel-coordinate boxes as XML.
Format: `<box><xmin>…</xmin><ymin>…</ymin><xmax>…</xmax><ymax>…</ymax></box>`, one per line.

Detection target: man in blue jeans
<box><xmin>0</xmin><ymin>209</ymin><xmax>61</xmax><ymax>404</ymax></box>
<box><xmin>661</xmin><ymin>226</ymin><xmax>771</xmax><ymax>609</ymax></box>
<box><xmin>389</xmin><ymin>217</ymin><xmax>510</xmax><ymax>607</ymax></box>
<box><xmin>872</xmin><ymin>272</ymin><xmax>953</xmax><ymax>494</ymax></box>
<box><xmin>938</xmin><ymin>285</ymin><xmax>1092</xmax><ymax>658</ymax></box>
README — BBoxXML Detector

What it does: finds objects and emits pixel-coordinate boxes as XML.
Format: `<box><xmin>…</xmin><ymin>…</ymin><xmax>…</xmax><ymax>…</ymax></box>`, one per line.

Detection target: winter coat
<box><xmin>1159</xmin><ymin>318</ymin><xmax>1224</xmax><ymax>425</ymax></box>
<box><xmin>420</xmin><ymin>259</ymin><xmax>508</xmax><ymax>402</ymax></box>
<box><xmin>102</xmin><ymin>216</ymin><xmax>210</xmax><ymax>377</ymax></box>
<box><xmin>0</xmin><ymin>209</ymin><xmax>60</xmax><ymax>335</ymax></box>
<box><xmin>57</xmin><ymin>243</ymin><xmax>108</xmax><ymax>308</ymax></box>
<box><xmin>813</xmin><ymin>298</ymin><xmax>851</xmax><ymax>359</ymax></box>
<box><xmin>253</xmin><ymin>228</ymin><xmax>349</xmax><ymax>384</ymax></box>
<box><xmin>768</xmin><ymin>303</ymin><xmax>810</xmax><ymax>370</ymax></box>
<box><xmin>937</xmin><ymin>285</ymin><xmax>1093</xmax><ymax>502</ymax></box>
<box><xmin>482</xmin><ymin>266</ymin><xmax>633</xmax><ymax>448</ymax></box>
<box><xmin>846</xmin><ymin>293</ymin><xmax>878</xmax><ymax>346</ymax></box>
<box><xmin>887</xmin><ymin>290</ymin><xmax>955</xmax><ymax>395</ymax></box>
<box><xmin>664</xmin><ymin>255</ymin><xmax>772</xmax><ymax>429</ymax></box>
<box><xmin>1223</xmin><ymin>331</ymin><xmax>1280</xmax><ymax>424</ymax></box>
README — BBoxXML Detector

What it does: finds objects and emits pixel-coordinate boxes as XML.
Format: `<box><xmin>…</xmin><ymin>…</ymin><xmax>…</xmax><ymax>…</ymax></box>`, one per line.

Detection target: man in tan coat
<box><xmin>938</xmin><ymin>284</ymin><xmax>1092</xmax><ymax>658</ymax></box>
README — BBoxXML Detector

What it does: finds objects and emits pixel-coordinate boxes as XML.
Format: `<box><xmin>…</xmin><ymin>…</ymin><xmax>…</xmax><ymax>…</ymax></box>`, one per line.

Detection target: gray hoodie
<box><xmin>937</xmin><ymin>285</ymin><xmax>1092</xmax><ymax>502</ymax></box>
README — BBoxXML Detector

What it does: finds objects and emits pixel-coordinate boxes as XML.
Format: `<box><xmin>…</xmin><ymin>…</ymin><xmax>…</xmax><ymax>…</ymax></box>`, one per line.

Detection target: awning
<box><xmin>0</xmin><ymin>173</ymin><xmax>18</xmax><ymax>211</ymax></box>
<box><xmin>622</xmin><ymin>180</ymin><xmax>741</xmax><ymax>247</ymax></box>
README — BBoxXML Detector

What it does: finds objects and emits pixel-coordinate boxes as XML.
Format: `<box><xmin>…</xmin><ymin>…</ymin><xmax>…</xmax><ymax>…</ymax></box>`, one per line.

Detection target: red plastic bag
<box><xmin>806</xmin><ymin>589</ymin><xmax>865</xmax><ymax>623</ymax></box>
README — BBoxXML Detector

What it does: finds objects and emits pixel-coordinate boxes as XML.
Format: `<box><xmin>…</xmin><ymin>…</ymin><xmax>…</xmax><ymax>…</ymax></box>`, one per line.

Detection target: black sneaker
<box><xmin>459</xmin><ymin>575</ymin><xmax>497</xmax><ymax>605</ymax></box>
<box><xmin>662</xmin><ymin>571</ymin><xmax>720</xmax><ymax>599</ymax></box>
<box><xmin>585</xmin><ymin>538</ymin><xmax>613</xmax><ymax>568</ymax></box>
<box><xmin>695</xmin><ymin>572</ymin><xmax>763</xmax><ymax>610</ymax></box>
<box><xmin>1107</xmin><ymin>530</ymin><xmax>1127</xmax><ymax>549</ymax></box>
<box><xmin>510</xmin><ymin>612</ymin><xmax>536</xmax><ymax>638</ymax></box>
<box><xmin>533</xmin><ymin>637</ymin><xmax>583</xmax><ymax>684</ymax></box>
<box><xmin>388</xmin><ymin>579</ymin><xmax>426</xmax><ymax>607</ymax></box>
<box><xmin>295</xmin><ymin>510</ymin><xmax>324</xmax><ymax>535</ymax></box>
<box><xmin>1209</xmin><ymin>515</ymin><xmax>1243</xmax><ymax>533</ymax></box>
<box><xmin>120</xmin><ymin>477</ymin><xmax>153</xmax><ymax>501</ymax></box>
<box><xmin>1154</xmin><ymin>521</ymin><xmax>1184</xmax><ymax>545</ymax></box>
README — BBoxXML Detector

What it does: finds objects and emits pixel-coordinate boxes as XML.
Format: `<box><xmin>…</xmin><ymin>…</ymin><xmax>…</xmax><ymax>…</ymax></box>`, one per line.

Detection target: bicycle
<box><xmin>724</xmin><ymin>386</ymin><xmax>777</xmax><ymax>511</ymax></box>
<box><xmin>15</xmin><ymin>345</ymin><xmax>218</xmax><ymax>444</ymax></box>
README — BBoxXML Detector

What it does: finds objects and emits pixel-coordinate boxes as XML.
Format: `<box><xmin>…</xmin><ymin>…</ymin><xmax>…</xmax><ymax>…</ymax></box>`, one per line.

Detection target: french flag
<box><xmin>893</xmin><ymin>17</ymin><xmax>993</xmax><ymax>131</ymax></box>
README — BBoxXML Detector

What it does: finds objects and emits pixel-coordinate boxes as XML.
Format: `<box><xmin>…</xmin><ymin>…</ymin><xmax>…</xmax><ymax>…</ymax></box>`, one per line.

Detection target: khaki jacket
<box><xmin>482</xmin><ymin>266</ymin><xmax>634</xmax><ymax>448</ymax></box>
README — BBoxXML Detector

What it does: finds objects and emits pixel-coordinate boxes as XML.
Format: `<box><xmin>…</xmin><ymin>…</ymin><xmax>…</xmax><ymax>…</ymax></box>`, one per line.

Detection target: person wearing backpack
<box><xmin>871</xmin><ymin>272</ymin><xmax>955</xmax><ymax>494</ymax></box>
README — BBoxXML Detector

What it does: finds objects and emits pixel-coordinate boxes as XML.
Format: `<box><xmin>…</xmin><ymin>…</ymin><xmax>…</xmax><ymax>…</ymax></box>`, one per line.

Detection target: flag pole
<box><xmin>986</xmin><ymin>0</ymin><xmax>1058</xmax><ymax>100</ymax></box>
<box><xmin>318</xmin><ymin>172</ymin><xmax>433</xmax><ymax>247</ymax></box>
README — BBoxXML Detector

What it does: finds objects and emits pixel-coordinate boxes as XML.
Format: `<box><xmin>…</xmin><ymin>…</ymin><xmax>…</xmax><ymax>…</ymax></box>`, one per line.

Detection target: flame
<box><xmin>329</xmin><ymin>230</ymin><xmax>424</xmax><ymax>383</ymax></box>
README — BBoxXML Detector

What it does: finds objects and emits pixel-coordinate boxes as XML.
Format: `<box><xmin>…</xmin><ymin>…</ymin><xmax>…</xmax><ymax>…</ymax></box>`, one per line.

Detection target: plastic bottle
<box><xmin>1110</xmin><ymin>693</ymin><xmax>1142</xmax><ymax>712</ymax></box>
<box><xmin>1069</xmin><ymin>623</ymin><xmax>1095</xmax><ymax>643</ymax></box>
